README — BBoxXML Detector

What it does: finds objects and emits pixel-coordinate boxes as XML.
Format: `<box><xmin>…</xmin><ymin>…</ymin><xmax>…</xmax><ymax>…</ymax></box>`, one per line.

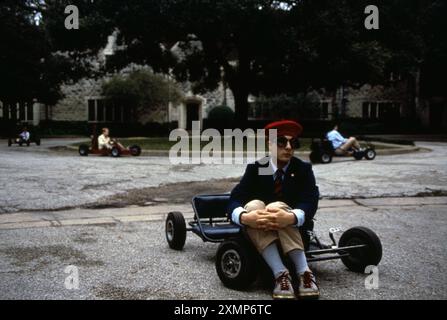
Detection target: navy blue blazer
<box><xmin>228</xmin><ymin>156</ymin><xmax>319</xmax><ymax>228</ymax></box>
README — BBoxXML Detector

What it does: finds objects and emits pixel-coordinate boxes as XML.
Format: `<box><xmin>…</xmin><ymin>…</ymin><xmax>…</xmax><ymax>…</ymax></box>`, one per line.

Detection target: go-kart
<box><xmin>8</xmin><ymin>135</ymin><xmax>41</xmax><ymax>147</ymax></box>
<box><xmin>309</xmin><ymin>138</ymin><xmax>376</xmax><ymax>164</ymax></box>
<box><xmin>165</xmin><ymin>194</ymin><xmax>382</xmax><ymax>290</ymax></box>
<box><xmin>78</xmin><ymin>136</ymin><xmax>141</xmax><ymax>157</ymax></box>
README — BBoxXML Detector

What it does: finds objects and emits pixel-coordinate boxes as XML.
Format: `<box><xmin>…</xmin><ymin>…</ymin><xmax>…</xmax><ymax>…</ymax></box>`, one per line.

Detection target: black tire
<box><xmin>364</xmin><ymin>148</ymin><xmax>376</xmax><ymax>160</ymax></box>
<box><xmin>35</xmin><ymin>138</ymin><xmax>41</xmax><ymax>146</ymax></box>
<box><xmin>320</xmin><ymin>152</ymin><xmax>332</xmax><ymax>164</ymax></box>
<box><xmin>111</xmin><ymin>147</ymin><xmax>120</xmax><ymax>157</ymax></box>
<box><xmin>18</xmin><ymin>141</ymin><xmax>23</xmax><ymax>146</ymax></box>
<box><xmin>78</xmin><ymin>144</ymin><xmax>89</xmax><ymax>156</ymax></box>
<box><xmin>26</xmin><ymin>141</ymin><xmax>30</xmax><ymax>146</ymax></box>
<box><xmin>215</xmin><ymin>240</ymin><xmax>258</xmax><ymax>289</ymax></box>
<box><xmin>8</xmin><ymin>139</ymin><xmax>12</xmax><ymax>147</ymax></box>
<box><xmin>353</xmin><ymin>151</ymin><xmax>364</xmax><ymax>160</ymax></box>
<box><xmin>130</xmin><ymin>145</ymin><xmax>142</xmax><ymax>156</ymax></box>
<box><xmin>338</xmin><ymin>226</ymin><xmax>382</xmax><ymax>273</ymax></box>
<box><xmin>309</xmin><ymin>152</ymin><xmax>320</xmax><ymax>164</ymax></box>
<box><xmin>165</xmin><ymin>211</ymin><xmax>187</xmax><ymax>250</ymax></box>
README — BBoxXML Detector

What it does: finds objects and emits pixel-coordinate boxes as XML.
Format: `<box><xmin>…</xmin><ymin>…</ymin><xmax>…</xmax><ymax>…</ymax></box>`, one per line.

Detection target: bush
<box><xmin>205</xmin><ymin>105</ymin><xmax>235</xmax><ymax>132</ymax></box>
<box><xmin>253</xmin><ymin>93</ymin><xmax>321</xmax><ymax>119</ymax></box>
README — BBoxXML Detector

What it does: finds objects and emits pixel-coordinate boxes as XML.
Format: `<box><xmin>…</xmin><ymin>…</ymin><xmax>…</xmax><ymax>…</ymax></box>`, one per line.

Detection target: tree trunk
<box><xmin>232</xmin><ymin>86</ymin><xmax>250</xmax><ymax>129</ymax></box>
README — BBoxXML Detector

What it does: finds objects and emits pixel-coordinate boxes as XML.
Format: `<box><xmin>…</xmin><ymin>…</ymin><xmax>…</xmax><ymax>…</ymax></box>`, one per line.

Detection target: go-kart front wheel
<box><xmin>111</xmin><ymin>147</ymin><xmax>120</xmax><ymax>157</ymax></box>
<box><xmin>78</xmin><ymin>144</ymin><xmax>89</xmax><ymax>156</ymax></box>
<box><xmin>8</xmin><ymin>139</ymin><xmax>12</xmax><ymax>147</ymax></box>
<box><xmin>35</xmin><ymin>138</ymin><xmax>41</xmax><ymax>146</ymax></box>
<box><xmin>215</xmin><ymin>240</ymin><xmax>258</xmax><ymax>290</ymax></box>
<box><xmin>364</xmin><ymin>148</ymin><xmax>376</xmax><ymax>160</ymax></box>
<box><xmin>165</xmin><ymin>211</ymin><xmax>186</xmax><ymax>250</ymax></box>
<box><xmin>129</xmin><ymin>145</ymin><xmax>142</xmax><ymax>156</ymax></box>
<box><xmin>338</xmin><ymin>226</ymin><xmax>382</xmax><ymax>273</ymax></box>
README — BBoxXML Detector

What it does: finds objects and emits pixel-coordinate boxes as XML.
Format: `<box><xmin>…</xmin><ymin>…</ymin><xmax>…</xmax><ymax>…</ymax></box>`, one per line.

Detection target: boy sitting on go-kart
<box><xmin>326</xmin><ymin>122</ymin><xmax>363</xmax><ymax>156</ymax></box>
<box><xmin>228</xmin><ymin>120</ymin><xmax>320</xmax><ymax>300</ymax></box>
<box><xmin>98</xmin><ymin>127</ymin><xmax>125</xmax><ymax>151</ymax></box>
<box><xmin>16</xmin><ymin>126</ymin><xmax>30</xmax><ymax>144</ymax></box>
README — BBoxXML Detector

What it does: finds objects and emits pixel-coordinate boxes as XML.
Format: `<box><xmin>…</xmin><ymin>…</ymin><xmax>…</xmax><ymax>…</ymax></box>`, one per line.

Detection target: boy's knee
<box><xmin>266</xmin><ymin>201</ymin><xmax>290</xmax><ymax>210</ymax></box>
<box><xmin>244</xmin><ymin>199</ymin><xmax>265</xmax><ymax>212</ymax></box>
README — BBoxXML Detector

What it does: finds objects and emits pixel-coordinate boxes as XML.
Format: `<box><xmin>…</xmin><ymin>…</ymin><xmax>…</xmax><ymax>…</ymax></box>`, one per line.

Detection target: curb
<box><xmin>64</xmin><ymin>141</ymin><xmax>424</xmax><ymax>158</ymax></box>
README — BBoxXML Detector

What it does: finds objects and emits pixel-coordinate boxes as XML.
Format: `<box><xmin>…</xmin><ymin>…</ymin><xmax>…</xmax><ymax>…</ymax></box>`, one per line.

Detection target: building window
<box><xmin>0</xmin><ymin>102</ymin><xmax>33</xmax><ymax>121</ymax></box>
<box><xmin>87</xmin><ymin>98</ymin><xmax>129</xmax><ymax>123</ymax></box>
<box><xmin>362</xmin><ymin>101</ymin><xmax>401</xmax><ymax>120</ymax></box>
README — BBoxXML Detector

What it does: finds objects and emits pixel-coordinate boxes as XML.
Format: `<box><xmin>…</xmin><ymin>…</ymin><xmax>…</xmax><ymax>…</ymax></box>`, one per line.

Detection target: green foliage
<box><xmin>207</xmin><ymin>106</ymin><xmax>235</xmax><ymax>121</ymax></box>
<box><xmin>102</xmin><ymin>69</ymin><xmax>183</xmax><ymax>111</ymax></box>
<box><xmin>254</xmin><ymin>93</ymin><xmax>321</xmax><ymax>120</ymax></box>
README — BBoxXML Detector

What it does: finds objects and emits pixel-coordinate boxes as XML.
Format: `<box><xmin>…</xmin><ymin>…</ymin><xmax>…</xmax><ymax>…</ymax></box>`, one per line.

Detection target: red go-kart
<box><xmin>78</xmin><ymin>136</ymin><xmax>141</xmax><ymax>157</ymax></box>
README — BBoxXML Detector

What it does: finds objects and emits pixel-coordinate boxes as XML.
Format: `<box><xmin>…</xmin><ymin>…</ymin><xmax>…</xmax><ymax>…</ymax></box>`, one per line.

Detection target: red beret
<box><xmin>264</xmin><ymin>120</ymin><xmax>303</xmax><ymax>138</ymax></box>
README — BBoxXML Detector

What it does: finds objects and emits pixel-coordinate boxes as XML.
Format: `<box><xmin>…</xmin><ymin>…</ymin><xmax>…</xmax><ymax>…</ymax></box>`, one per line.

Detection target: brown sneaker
<box><xmin>298</xmin><ymin>271</ymin><xmax>320</xmax><ymax>299</ymax></box>
<box><xmin>272</xmin><ymin>271</ymin><xmax>295</xmax><ymax>300</ymax></box>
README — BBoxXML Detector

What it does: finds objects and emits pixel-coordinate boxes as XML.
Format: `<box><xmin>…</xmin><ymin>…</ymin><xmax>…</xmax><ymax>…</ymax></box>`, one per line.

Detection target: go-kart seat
<box><xmin>191</xmin><ymin>194</ymin><xmax>241</xmax><ymax>240</ymax></box>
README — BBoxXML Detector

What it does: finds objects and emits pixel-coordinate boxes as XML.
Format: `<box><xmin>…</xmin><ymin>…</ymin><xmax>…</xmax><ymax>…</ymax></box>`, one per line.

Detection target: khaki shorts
<box><xmin>243</xmin><ymin>200</ymin><xmax>304</xmax><ymax>253</ymax></box>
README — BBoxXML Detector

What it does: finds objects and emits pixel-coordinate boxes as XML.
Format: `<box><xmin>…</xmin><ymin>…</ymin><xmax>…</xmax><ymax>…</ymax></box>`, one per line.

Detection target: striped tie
<box><xmin>274</xmin><ymin>169</ymin><xmax>284</xmax><ymax>199</ymax></box>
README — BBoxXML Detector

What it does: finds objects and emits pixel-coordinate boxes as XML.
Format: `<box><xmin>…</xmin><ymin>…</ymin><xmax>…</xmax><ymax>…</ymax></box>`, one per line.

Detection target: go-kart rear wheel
<box><xmin>165</xmin><ymin>211</ymin><xmax>186</xmax><ymax>250</ymax></box>
<box><xmin>338</xmin><ymin>227</ymin><xmax>382</xmax><ymax>273</ymax></box>
<box><xmin>320</xmin><ymin>152</ymin><xmax>332</xmax><ymax>164</ymax></box>
<box><xmin>78</xmin><ymin>144</ymin><xmax>89</xmax><ymax>156</ymax></box>
<box><xmin>215</xmin><ymin>240</ymin><xmax>258</xmax><ymax>290</ymax></box>
<box><xmin>26</xmin><ymin>141</ymin><xmax>30</xmax><ymax>146</ymax></box>
<box><xmin>35</xmin><ymin>138</ymin><xmax>41</xmax><ymax>146</ymax></box>
<box><xmin>129</xmin><ymin>145</ymin><xmax>141</xmax><ymax>156</ymax></box>
<box><xmin>353</xmin><ymin>151</ymin><xmax>364</xmax><ymax>160</ymax></box>
<box><xmin>111</xmin><ymin>147</ymin><xmax>120</xmax><ymax>157</ymax></box>
<box><xmin>8</xmin><ymin>139</ymin><xmax>12</xmax><ymax>147</ymax></box>
<box><xmin>309</xmin><ymin>152</ymin><xmax>320</xmax><ymax>164</ymax></box>
<box><xmin>364</xmin><ymin>148</ymin><xmax>376</xmax><ymax>160</ymax></box>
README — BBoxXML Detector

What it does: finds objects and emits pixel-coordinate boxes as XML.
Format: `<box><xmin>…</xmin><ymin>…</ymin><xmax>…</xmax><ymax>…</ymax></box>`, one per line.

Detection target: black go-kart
<box><xmin>309</xmin><ymin>138</ymin><xmax>376</xmax><ymax>164</ymax></box>
<box><xmin>165</xmin><ymin>194</ymin><xmax>382</xmax><ymax>290</ymax></box>
<box><xmin>8</xmin><ymin>135</ymin><xmax>41</xmax><ymax>147</ymax></box>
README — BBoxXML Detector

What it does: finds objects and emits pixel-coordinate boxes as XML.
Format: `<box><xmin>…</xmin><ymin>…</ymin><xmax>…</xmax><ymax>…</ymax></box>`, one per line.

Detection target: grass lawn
<box><xmin>73</xmin><ymin>137</ymin><xmax>313</xmax><ymax>151</ymax></box>
<box><xmin>72</xmin><ymin>137</ymin><xmax>399</xmax><ymax>152</ymax></box>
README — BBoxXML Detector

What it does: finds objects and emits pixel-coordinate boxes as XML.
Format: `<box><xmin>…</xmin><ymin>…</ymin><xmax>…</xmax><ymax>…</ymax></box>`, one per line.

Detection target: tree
<box><xmin>0</xmin><ymin>0</ymin><xmax>97</xmax><ymax>106</ymax></box>
<box><xmin>102</xmin><ymin>69</ymin><xmax>183</xmax><ymax>119</ymax></box>
<box><xmin>101</xmin><ymin>0</ymin><xmax>395</xmax><ymax>125</ymax></box>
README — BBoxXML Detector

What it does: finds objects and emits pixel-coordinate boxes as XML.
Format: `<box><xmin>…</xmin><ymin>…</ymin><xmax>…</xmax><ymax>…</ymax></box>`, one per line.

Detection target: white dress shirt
<box><xmin>327</xmin><ymin>129</ymin><xmax>347</xmax><ymax>149</ymax></box>
<box><xmin>98</xmin><ymin>134</ymin><xmax>112</xmax><ymax>150</ymax></box>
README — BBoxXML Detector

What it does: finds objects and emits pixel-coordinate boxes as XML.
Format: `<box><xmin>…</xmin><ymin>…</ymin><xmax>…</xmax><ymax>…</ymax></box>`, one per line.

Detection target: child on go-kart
<box><xmin>326</xmin><ymin>122</ymin><xmax>363</xmax><ymax>156</ymax></box>
<box><xmin>98</xmin><ymin>127</ymin><xmax>125</xmax><ymax>151</ymax></box>
<box><xmin>16</xmin><ymin>126</ymin><xmax>30</xmax><ymax>144</ymax></box>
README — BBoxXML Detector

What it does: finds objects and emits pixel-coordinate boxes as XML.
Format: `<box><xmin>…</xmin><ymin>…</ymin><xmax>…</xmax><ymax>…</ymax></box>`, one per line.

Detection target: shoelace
<box><xmin>303</xmin><ymin>272</ymin><xmax>316</xmax><ymax>289</ymax></box>
<box><xmin>278</xmin><ymin>273</ymin><xmax>290</xmax><ymax>290</ymax></box>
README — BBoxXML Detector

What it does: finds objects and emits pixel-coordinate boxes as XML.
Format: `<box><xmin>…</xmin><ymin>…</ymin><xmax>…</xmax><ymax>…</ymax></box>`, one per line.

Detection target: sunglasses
<box><xmin>273</xmin><ymin>136</ymin><xmax>300</xmax><ymax>149</ymax></box>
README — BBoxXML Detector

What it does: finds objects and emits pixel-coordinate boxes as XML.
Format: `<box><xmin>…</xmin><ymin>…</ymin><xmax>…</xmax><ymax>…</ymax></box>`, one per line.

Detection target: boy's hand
<box><xmin>260</xmin><ymin>208</ymin><xmax>297</xmax><ymax>230</ymax></box>
<box><xmin>240</xmin><ymin>210</ymin><xmax>270</xmax><ymax>229</ymax></box>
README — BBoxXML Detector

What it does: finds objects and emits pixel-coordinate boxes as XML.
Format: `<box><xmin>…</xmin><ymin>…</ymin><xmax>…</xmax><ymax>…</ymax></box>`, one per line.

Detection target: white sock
<box><xmin>288</xmin><ymin>249</ymin><xmax>308</xmax><ymax>275</ymax></box>
<box><xmin>261</xmin><ymin>242</ymin><xmax>288</xmax><ymax>279</ymax></box>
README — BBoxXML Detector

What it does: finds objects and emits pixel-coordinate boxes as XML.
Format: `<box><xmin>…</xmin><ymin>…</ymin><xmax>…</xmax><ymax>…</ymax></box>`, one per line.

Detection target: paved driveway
<box><xmin>0</xmin><ymin>197</ymin><xmax>445</xmax><ymax>300</ymax></box>
<box><xmin>0</xmin><ymin>139</ymin><xmax>446</xmax><ymax>213</ymax></box>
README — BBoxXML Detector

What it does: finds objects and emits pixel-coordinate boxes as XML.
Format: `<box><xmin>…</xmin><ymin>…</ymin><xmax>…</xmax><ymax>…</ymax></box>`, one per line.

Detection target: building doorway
<box><xmin>186</xmin><ymin>101</ymin><xmax>200</xmax><ymax>130</ymax></box>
